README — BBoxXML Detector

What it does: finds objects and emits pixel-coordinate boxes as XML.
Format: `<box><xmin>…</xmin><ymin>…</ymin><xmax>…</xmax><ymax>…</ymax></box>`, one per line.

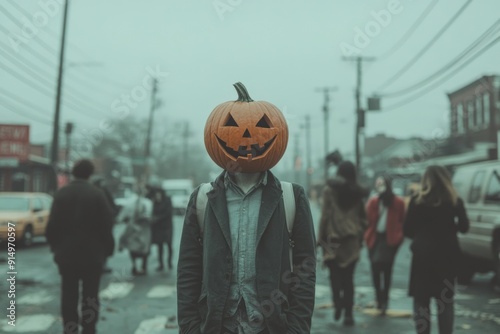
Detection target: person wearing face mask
<box><xmin>364</xmin><ymin>175</ymin><xmax>406</xmax><ymax>315</ymax></box>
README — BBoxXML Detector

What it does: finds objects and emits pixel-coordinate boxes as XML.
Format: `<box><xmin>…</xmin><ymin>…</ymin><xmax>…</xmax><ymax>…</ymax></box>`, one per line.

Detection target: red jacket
<box><xmin>364</xmin><ymin>195</ymin><xmax>406</xmax><ymax>249</ymax></box>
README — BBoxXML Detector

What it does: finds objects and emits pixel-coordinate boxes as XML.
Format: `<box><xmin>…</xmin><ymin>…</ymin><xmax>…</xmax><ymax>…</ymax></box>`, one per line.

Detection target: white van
<box><xmin>162</xmin><ymin>179</ymin><xmax>194</xmax><ymax>216</ymax></box>
<box><xmin>451</xmin><ymin>160</ymin><xmax>500</xmax><ymax>286</ymax></box>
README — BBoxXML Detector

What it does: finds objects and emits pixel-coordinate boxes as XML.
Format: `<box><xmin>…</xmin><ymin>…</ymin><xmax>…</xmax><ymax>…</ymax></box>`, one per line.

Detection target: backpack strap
<box><xmin>196</xmin><ymin>180</ymin><xmax>296</xmax><ymax>271</ymax></box>
<box><xmin>196</xmin><ymin>183</ymin><xmax>213</xmax><ymax>236</ymax></box>
<box><xmin>280</xmin><ymin>181</ymin><xmax>296</xmax><ymax>272</ymax></box>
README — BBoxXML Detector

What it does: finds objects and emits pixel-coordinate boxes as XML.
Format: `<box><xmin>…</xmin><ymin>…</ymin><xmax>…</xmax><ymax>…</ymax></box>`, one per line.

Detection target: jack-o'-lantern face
<box><xmin>204</xmin><ymin>82</ymin><xmax>288</xmax><ymax>173</ymax></box>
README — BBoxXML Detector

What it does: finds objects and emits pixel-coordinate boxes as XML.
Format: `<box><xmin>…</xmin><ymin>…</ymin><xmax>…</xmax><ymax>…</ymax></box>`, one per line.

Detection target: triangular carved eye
<box><xmin>256</xmin><ymin>115</ymin><xmax>271</xmax><ymax>128</ymax></box>
<box><xmin>224</xmin><ymin>114</ymin><xmax>238</xmax><ymax>127</ymax></box>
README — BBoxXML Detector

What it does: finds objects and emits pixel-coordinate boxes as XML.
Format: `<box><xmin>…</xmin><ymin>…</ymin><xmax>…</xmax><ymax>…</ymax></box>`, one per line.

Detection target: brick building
<box><xmin>448</xmin><ymin>75</ymin><xmax>500</xmax><ymax>158</ymax></box>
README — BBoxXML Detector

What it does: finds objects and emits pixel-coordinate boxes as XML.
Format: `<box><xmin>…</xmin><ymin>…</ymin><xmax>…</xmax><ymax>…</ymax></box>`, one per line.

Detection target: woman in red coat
<box><xmin>364</xmin><ymin>175</ymin><xmax>405</xmax><ymax>314</ymax></box>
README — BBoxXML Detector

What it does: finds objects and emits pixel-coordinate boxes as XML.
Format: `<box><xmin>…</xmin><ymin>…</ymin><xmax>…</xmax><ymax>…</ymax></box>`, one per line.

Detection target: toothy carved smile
<box><xmin>215</xmin><ymin>134</ymin><xmax>277</xmax><ymax>160</ymax></box>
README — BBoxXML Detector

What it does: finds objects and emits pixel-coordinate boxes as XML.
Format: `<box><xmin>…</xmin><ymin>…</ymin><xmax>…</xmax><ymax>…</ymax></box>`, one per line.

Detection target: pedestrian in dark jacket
<box><xmin>364</xmin><ymin>175</ymin><xmax>405</xmax><ymax>315</ymax></box>
<box><xmin>46</xmin><ymin>159</ymin><xmax>115</xmax><ymax>334</ymax></box>
<box><xmin>404</xmin><ymin>165</ymin><xmax>469</xmax><ymax>334</ymax></box>
<box><xmin>318</xmin><ymin>160</ymin><xmax>367</xmax><ymax>326</ymax></box>
<box><xmin>177</xmin><ymin>82</ymin><xmax>316</xmax><ymax>334</ymax></box>
<box><xmin>148</xmin><ymin>187</ymin><xmax>173</xmax><ymax>271</ymax></box>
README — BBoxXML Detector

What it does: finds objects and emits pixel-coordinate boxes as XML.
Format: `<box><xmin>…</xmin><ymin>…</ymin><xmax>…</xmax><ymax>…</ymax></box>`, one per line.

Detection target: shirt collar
<box><xmin>224</xmin><ymin>171</ymin><xmax>268</xmax><ymax>189</ymax></box>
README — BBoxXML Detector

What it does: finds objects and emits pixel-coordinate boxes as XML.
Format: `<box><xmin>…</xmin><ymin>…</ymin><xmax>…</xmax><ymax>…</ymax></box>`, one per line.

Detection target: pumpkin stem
<box><xmin>233</xmin><ymin>82</ymin><xmax>254</xmax><ymax>102</ymax></box>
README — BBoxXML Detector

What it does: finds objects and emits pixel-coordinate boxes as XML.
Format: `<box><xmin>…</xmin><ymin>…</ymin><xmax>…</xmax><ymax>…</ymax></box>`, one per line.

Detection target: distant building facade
<box><xmin>448</xmin><ymin>75</ymin><xmax>500</xmax><ymax>158</ymax></box>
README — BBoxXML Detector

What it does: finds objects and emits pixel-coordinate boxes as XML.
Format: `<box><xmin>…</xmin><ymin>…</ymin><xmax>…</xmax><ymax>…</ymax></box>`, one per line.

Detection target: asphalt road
<box><xmin>0</xmin><ymin>201</ymin><xmax>499</xmax><ymax>333</ymax></box>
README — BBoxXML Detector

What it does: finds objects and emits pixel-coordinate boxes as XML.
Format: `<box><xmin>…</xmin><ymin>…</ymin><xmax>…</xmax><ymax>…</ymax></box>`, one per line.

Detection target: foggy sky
<box><xmin>1</xmin><ymin>0</ymin><xmax>499</xmax><ymax>172</ymax></box>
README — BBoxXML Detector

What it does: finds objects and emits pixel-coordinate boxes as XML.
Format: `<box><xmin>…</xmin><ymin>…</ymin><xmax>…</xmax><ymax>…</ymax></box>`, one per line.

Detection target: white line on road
<box><xmin>134</xmin><ymin>316</ymin><xmax>168</xmax><ymax>334</ymax></box>
<box><xmin>147</xmin><ymin>285</ymin><xmax>176</xmax><ymax>298</ymax></box>
<box><xmin>17</xmin><ymin>291</ymin><xmax>54</xmax><ymax>305</ymax></box>
<box><xmin>0</xmin><ymin>314</ymin><xmax>55</xmax><ymax>332</ymax></box>
<box><xmin>100</xmin><ymin>282</ymin><xmax>134</xmax><ymax>300</ymax></box>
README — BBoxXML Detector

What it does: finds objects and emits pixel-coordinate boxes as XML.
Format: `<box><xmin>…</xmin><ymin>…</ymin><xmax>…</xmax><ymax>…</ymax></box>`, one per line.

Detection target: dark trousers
<box><xmin>130</xmin><ymin>252</ymin><xmax>148</xmax><ymax>271</ymax></box>
<box><xmin>156</xmin><ymin>242</ymin><xmax>173</xmax><ymax>268</ymax></box>
<box><xmin>413</xmin><ymin>296</ymin><xmax>454</xmax><ymax>334</ymax></box>
<box><xmin>59</xmin><ymin>264</ymin><xmax>102</xmax><ymax>334</ymax></box>
<box><xmin>371</xmin><ymin>261</ymin><xmax>394</xmax><ymax>308</ymax></box>
<box><xmin>326</xmin><ymin>260</ymin><xmax>357</xmax><ymax>316</ymax></box>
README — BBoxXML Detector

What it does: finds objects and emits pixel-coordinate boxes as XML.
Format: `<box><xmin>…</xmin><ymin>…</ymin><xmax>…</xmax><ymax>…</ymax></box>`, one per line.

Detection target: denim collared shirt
<box><xmin>222</xmin><ymin>172</ymin><xmax>267</xmax><ymax>333</ymax></box>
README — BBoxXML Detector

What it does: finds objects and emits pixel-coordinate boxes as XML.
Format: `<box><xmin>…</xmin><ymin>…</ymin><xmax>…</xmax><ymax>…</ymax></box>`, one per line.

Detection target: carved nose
<box><xmin>242</xmin><ymin>129</ymin><xmax>251</xmax><ymax>138</ymax></box>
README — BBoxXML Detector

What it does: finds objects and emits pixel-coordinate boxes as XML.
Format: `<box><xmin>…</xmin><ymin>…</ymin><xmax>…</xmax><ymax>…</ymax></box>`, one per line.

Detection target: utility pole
<box><xmin>51</xmin><ymin>0</ymin><xmax>70</xmax><ymax>167</ymax></box>
<box><xmin>304</xmin><ymin>115</ymin><xmax>312</xmax><ymax>195</ymax></box>
<box><xmin>293</xmin><ymin>132</ymin><xmax>301</xmax><ymax>184</ymax></box>
<box><xmin>144</xmin><ymin>78</ymin><xmax>158</xmax><ymax>182</ymax></box>
<box><xmin>64</xmin><ymin>122</ymin><xmax>73</xmax><ymax>174</ymax></box>
<box><xmin>342</xmin><ymin>56</ymin><xmax>375</xmax><ymax>171</ymax></box>
<box><xmin>183</xmin><ymin>121</ymin><xmax>189</xmax><ymax>178</ymax></box>
<box><xmin>315</xmin><ymin>87</ymin><xmax>337</xmax><ymax>181</ymax></box>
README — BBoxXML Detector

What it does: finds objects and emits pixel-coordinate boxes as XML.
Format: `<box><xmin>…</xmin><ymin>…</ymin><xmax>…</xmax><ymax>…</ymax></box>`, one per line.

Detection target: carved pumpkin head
<box><xmin>204</xmin><ymin>82</ymin><xmax>288</xmax><ymax>173</ymax></box>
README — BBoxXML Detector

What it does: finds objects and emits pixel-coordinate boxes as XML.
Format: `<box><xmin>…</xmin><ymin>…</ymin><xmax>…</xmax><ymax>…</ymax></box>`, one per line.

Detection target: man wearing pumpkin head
<box><xmin>177</xmin><ymin>83</ymin><xmax>317</xmax><ymax>334</ymax></box>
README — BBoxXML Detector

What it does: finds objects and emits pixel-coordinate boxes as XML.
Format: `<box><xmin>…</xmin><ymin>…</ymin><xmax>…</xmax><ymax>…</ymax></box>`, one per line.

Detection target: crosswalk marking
<box><xmin>100</xmin><ymin>282</ymin><xmax>134</xmax><ymax>300</ymax></box>
<box><xmin>0</xmin><ymin>314</ymin><xmax>55</xmax><ymax>332</ymax></box>
<box><xmin>315</xmin><ymin>284</ymin><xmax>331</xmax><ymax>298</ymax></box>
<box><xmin>146</xmin><ymin>285</ymin><xmax>176</xmax><ymax>298</ymax></box>
<box><xmin>134</xmin><ymin>316</ymin><xmax>168</xmax><ymax>334</ymax></box>
<box><xmin>17</xmin><ymin>291</ymin><xmax>54</xmax><ymax>305</ymax></box>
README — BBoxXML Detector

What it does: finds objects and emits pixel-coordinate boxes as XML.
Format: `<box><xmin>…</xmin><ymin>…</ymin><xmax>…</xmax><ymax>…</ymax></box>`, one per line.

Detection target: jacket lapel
<box><xmin>256</xmin><ymin>172</ymin><xmax>282</xmax><ymax>246</ymax></box>
<box><xmin>206</xmin><ymin>173</ymin><xmax>232</xmax><ymax>248</ymax></box>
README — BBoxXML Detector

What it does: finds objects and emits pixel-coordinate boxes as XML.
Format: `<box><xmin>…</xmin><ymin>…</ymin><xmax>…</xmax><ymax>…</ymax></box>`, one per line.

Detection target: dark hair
<box><xmin>146</xmin><ymin>186</ymin><xmax>166</xmax><ymax>201</ymax></box>
<box><xmin>337</xmin><ymin>160</ymin><xmax>357</xmax><ymax>183</ymax></box>
<box><xmin>378</xmin><ymin>175</ymin><xmax>395</xmax><ymax>207</ymax></box>
<box><xmin>72</xmin><ymin>159</ymin><xmax>94</xmax><ymax>180</ymax></box>
<box><xmin>331</xmin><ymin>160</ymin><xmax>364</xmax><ymax>210</ymax></box>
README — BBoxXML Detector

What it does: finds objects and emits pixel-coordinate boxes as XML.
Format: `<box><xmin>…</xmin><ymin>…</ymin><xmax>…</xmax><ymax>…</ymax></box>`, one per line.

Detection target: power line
<box><xmin>0</xmin><ymin>3</ymin><xmax>124</xmax><ymax>97</ymax></box>
<box><xmin>0</xmin><ymin>94</ymin><xmax>53</xmax><ymax>126</ymax></box>
<box><xmin>0</xmin><ymin>2</ymin><xmax>58</xmax><ymax>62</ymax></box>
<box><xmin>0</xmin><ymin>50</ymin><xmax>107</xmax><ymax>120</ymax></box>
<box><xmin>380</xmin><ymin>19</ymin><xmax>500</xmax><ymax>98</ymax></box>
<box><xmin>384</xmin><ymin>35</ymin><xmax>500</xmax><ymax>111</ymax></box>
<box><xmin>0</xmin><ymin>40</ymin><xmax>109</xmax><ymax>105</ymax></box>
<box><xmin>377</xmin><ymin>0</ymin><xmax>439</xmax><ymax>60</ymax></box>
<box><xmin>376</xmin><ymin>0</ymin><xmax>473</xmax><ymax>91</ymax></box>
<box><xmin>0</xmin><ymin>59</ymin><xmax>105</xmax><ymax>124</ymax></box>
<box><xmin>6</xmin><ymin>0</ymin><xmax>94</xmax><ymax>60</ymax></box>
<box><xmin>0</xmin><ymin>87</ymin><xmax>52</xmax><ymax>119</ymax></box>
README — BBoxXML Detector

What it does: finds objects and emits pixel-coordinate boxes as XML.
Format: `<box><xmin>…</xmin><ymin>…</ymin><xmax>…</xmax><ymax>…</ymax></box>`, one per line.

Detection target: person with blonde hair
<box><xmin>404</xmin><ymin>165</ymin><xmax>469</xmax><ymax>334</ymax></box>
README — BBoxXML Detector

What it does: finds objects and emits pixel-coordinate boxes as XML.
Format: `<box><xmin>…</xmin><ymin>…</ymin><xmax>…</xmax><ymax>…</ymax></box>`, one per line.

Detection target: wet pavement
<box><xmin>1</xmin><ymin>201</ymin><xmax>499</xmax><ymax>333</ymax></box>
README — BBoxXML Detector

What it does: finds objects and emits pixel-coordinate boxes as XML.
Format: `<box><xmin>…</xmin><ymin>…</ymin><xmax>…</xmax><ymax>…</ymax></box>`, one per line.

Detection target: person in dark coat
<box><xmin>318</xmin><ymin>160</ymin><xmax>367</xmax><ymax>326</ymax></box>
<box><xmin>404</xmin><ymin>165</ymin><xmax>469</xmax><ymax>334</ymax></box>
<box><xmin>46</xmin><ymin>159</ymin><xmax>115</xmax><ymax>334</ymax></box>
<box><xmin>148</xmin><ymin>187</ymin><xmax>173</xmax><ymax>271</ymax></box>
<box><xmin>177</xmin><ymin>171</ymin><xmax>316</xmax><ymax>334</ymax></box>
<box><xmin>364</xmin><ymin>175</ymin><xmax>406</xmax><ymax>315</ymax></box>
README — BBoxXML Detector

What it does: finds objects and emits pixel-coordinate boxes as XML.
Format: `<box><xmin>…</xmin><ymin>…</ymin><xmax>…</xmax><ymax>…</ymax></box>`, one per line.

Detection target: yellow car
<box><xmin>0</xmin><ymin>192</ymin><xmax>53</xmax><ymax>247</ymax></box>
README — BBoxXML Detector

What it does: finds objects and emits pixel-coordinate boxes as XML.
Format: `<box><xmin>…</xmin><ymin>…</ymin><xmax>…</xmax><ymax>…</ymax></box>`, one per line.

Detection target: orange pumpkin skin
<box><xmin>204</xmin><ymin>82</ymin><xmax>289</xmax><ymax>173</ymax></box>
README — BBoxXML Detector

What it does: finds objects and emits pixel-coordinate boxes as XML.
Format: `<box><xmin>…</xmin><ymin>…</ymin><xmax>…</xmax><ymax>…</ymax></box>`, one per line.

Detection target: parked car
<box><xmin>451</xmin><ymin>160</ymin><xmax>500</xmax><ymax>285</ymax></box>
<box><xmin>0</xmin><ymin>192</ymin><xmax>53</xmax><ymax>246</ymax></box>
<box><xmin>162</xmin><ymin>179</ymin><xmax>193</xmax><ymax>216</ymax></box>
